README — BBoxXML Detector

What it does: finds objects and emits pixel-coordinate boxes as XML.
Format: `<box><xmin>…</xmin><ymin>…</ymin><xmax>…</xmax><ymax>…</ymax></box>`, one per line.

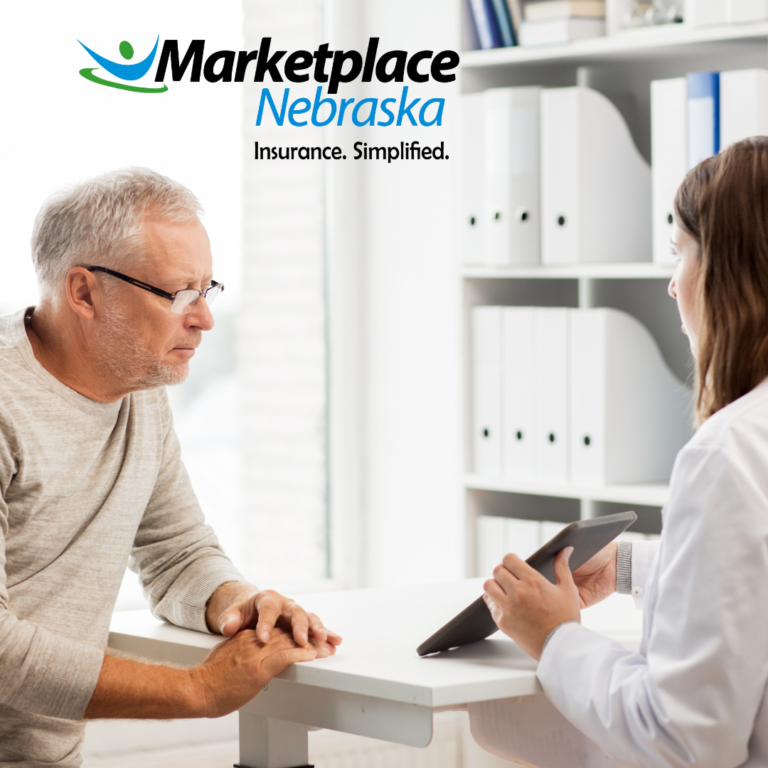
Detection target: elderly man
<box><xmin>0</xmin><ymin>167</ymin><xmax>341</xmax><ymax>766</ymax></box>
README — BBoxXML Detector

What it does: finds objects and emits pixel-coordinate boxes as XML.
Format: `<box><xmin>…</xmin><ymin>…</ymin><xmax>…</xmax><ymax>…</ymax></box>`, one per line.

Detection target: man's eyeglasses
<box><xmin>84</xmin><ymin>266</ymin><xmax>224</xmax><ymax>315</ymax></box>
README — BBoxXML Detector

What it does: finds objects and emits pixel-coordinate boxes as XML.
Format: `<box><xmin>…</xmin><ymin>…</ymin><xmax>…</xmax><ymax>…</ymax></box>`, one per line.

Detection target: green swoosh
<box><xmin>79</xmin><ymin>68</ymin><xmax>168</xmax><ymax>93</ymax></box>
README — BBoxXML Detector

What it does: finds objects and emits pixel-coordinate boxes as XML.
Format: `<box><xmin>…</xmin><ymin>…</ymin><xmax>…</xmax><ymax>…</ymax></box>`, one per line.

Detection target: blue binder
<box><xmin>687</xmin><ymin>71</ymin><xmax>720</xmax><ymax>170</ymax></box>
<box><xmin>469</xmin><ymin>0</ymin><xmax>503</xmax><ymax>49</ymax></box>
<box><xmin>490</xmin><ymin>0</ymin><xmax>517</xmax><ymax>47</ymax></box>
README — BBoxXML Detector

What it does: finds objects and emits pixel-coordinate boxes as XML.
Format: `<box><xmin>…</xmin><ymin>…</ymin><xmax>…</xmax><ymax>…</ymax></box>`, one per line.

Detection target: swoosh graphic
<box><xmin>77</xmin><ymin>36</ymin><xmax>159</xmax><ymax>81</ymax></box>
<box><xmin>79</xmin><ymin>68</ymin><xmax>168</xmax><ymax>93</ymax></box>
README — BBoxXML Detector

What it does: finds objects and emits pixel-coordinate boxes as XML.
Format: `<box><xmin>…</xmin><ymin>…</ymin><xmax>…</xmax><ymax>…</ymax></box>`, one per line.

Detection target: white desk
<box><xmin>108</xmin><ymin>579</ymin><xmax>642</xmax><ymax>768</ymax></box>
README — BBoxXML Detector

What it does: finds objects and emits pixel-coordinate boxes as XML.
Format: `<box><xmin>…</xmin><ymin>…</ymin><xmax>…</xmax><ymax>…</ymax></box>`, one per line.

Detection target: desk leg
<box><xmin>235</xmin><ymin>711</ymin><xmax>313</xmax><ymax>768</ymax></box>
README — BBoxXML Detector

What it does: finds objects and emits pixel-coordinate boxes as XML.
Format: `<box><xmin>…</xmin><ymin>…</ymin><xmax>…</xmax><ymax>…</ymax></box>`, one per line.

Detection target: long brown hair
<box><xmin>674</xmin><ymin>137</ymin><xmax>768</xmax><ymax>424</ymax></box>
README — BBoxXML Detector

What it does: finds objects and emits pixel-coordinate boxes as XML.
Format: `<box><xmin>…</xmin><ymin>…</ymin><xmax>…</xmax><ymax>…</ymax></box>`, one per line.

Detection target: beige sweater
<box><xmin>0</xmin><ymin>308</ymin><xmax>245</xmax><ymax>767</ymax></box>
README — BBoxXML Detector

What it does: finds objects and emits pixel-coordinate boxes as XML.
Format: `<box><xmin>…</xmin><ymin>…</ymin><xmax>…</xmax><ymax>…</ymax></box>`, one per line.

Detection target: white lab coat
<box><xmin>537</xmin><ymin>376</ymin><xmax>768</xmax><ymax>768</ymax></box>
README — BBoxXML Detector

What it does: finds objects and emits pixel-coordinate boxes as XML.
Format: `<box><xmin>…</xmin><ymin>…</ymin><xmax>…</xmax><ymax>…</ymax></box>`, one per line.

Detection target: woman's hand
<box><xmin>571</xmin><ymin>541</ymin><xmax>618</xmax><ymax>609</ymax></box>
<box><xmin>484</xmin><ymin>548</ymin><xmax>581</xmax><ymax>661</ymax></box>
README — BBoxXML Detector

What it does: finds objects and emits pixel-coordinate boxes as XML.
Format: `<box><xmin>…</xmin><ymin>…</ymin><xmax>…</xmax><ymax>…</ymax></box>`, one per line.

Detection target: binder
<box><xmin>720</xmin><ymin>69</ymin><xmax>768</xmax><ymax>149</ymax></box>
<box><xmin>540</xmin><ymin>521</ymin><xmax>568</xmax><ymax>546</ymax></box>
<box><xmin>534</xmin><ymin>308</ymin><xmax>569</xmax><ymax>483</ymax></box>
<box><xmin>469</xmin><ymin>0</ymin><xmax>503</xmax><ymax>49</ymax></box>
<box><xmin>477</xmin><ymin>515</ymin><xmax>507</xmax><ymax>576</ymax></box>
<box><xmin>684</xmin><ymin>0</ymin><xmax>728</xmax><ymax>25</ymax></box>
<box><xmin>569</xmin><ymin>308</ymin><xmax>692</xmax><ymax>485</ymax></box>
<box><xmin>478</xmin><ymin>517</ymin><xmax>543</xmax><ymax>576</ymax></box>
<box><xmin>504</xmin><ymin>518</ymin><xmax>542</xmax><ymax>560</ymax></box>
<box><xmin>728</xmin><ymin>0</ymin><xmax>768</xmax><ymax>21</ymax></box>
<box><xmin>541</xmin><ymin>87</ymin><xmax>651</xmax><ymax>264</ymax></box>
<box><xmin>483</xmin><ymin>88</ymin><xmax>541</xmax><ymax>266</ymax></box>
<box><xmin>460</xmin><ymin>93</ymin><xmax>485</xmax><ymax>265</ymax></box>
<box><xmin>505</xmin><ymin>0</ymin><xmax>523</xmax><ymax>37</ymax></box>
<box><xmin>687</xmin><ymin>71</ymin><xmax>720</xmax><ymax>170</ymax></box>
<box><xmin>502</xmin><ymin>307</ymin><xmax>536</xmax><ymax>479</ymax></box>
<box><xmin>472</xmin><ymin>306</ymin><xmax>503</xmax><ymax>476</ymax></box>
<box><xmin>490</xmin><ymin>0</ymin><xmax>517</xmax><ymax>46</ymax></box>
<box><xmin>651</xmin><ymin>78</ymin><xmax>687</xmax><ymax>266</ymax></box>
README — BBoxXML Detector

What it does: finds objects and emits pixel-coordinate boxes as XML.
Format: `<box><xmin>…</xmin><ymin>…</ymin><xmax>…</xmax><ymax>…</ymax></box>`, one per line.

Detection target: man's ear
<box><xmin>66</xmin><ymin>268</ymin><xmax>99</xmax><ymax>321</ymax></box>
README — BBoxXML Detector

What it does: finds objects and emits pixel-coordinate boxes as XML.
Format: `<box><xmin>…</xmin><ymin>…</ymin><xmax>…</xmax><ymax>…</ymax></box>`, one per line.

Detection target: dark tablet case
<box><xmin>416</xmin><ymin>510</ymin><xmax>637</xmax><ymax>656</ymax></box>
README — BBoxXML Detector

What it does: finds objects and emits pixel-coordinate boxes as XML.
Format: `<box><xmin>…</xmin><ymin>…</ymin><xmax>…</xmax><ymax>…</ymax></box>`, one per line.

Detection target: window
<box><xmin>0</xmin><ymin>2</ymin><xmax>331</xmax><ymax>604</ymax></box>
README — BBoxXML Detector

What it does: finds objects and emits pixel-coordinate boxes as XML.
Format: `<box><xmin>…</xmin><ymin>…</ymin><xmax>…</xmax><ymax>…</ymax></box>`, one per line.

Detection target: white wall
<box><xmin>350</xmin><ymin>1</ymin><xmax>464</xmax><ymax>587</ymax></box>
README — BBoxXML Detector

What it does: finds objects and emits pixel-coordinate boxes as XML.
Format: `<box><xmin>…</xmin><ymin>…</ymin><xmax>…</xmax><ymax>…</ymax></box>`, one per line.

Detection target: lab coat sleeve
<box><xmin>631</xmin><ymin>539</ymin><xmax>660</xmax><ymax>609</ymax></box>
<box><xmin>537</xmin><ymin>443</ymin><xmax>768</xmax><ymax>768</ymax></box>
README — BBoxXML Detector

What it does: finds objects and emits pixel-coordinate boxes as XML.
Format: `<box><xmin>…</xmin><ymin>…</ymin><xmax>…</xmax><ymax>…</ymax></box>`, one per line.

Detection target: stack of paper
<box><xmin>520</xmin><ymin>0</ymin><xmax>606</xmax><ymax>46</ymax></box>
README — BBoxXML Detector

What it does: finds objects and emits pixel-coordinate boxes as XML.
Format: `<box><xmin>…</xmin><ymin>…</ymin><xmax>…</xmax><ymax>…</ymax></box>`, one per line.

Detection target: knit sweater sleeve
<box><xmin>129</xmin><ymin>390</ymin><xmax>247</xmax><ymax>634</ymax></box>
<box><xmin>0</xmin><ymin>404</ymin><xmax>104</xmax><ymax>720</ymax></box>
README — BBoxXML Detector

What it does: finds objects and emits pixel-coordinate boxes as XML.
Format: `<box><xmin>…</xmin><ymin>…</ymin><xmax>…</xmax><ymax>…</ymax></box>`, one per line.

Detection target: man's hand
<box><xmin>484</xmin><ymin>548</ymin><xmax>580</xmax><ymax>661</ymax></box>
<box><xmin>207</xmin><ymin>582</ymin><xmax>342</xmax><ymax>658</ymax></box>
<box><xmin>571</xmin><ymin>541</ymin><xmax>618</xmax><ymax>609</ymax></box>
<box><xmin>85</xmin><ymin>619</ymin><xmax>324</xmax><ymax>720</ymax></box>
<box><xmin>190</xmin><ymin>627</ymin><xmax>317</xmax><ymax>718</ymax></box>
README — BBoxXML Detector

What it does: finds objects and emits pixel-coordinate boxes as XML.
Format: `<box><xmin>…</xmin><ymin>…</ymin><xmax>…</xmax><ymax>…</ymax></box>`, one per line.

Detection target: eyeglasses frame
<box><xmin>83</xmin><ymin>266</ymin><xmax>223</xmax><ymax>312</ymax></box>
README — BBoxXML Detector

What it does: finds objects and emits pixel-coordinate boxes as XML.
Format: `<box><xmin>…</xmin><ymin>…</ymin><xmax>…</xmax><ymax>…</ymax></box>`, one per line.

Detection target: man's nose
<box><xmin>186</xmin><ymin>296</ymin><xmax>215</xmax><ymax>331</ymax></box>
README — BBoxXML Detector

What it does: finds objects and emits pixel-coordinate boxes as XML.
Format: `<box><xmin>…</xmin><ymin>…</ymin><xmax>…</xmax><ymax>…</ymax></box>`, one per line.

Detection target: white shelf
<box><xmin>460</xmin><ymin>21</ymin><xmax>768</xmax><ymax>70</ymax></box>
<box><xmin>462</xmin><ymin>262</ymin><xmax>676</xmax><ymax>279</ymax></box>
<box><xmin>464</xmin><ymin>473</ymin><xmax>670</xmax><ymax>507</ymax></box>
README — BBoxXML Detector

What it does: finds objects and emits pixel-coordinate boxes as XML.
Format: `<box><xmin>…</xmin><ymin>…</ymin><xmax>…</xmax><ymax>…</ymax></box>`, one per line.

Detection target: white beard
<box><xmin>91</xmin><ymin>299</ymin><xmax>190</xmax><ymax>390</ymax></box>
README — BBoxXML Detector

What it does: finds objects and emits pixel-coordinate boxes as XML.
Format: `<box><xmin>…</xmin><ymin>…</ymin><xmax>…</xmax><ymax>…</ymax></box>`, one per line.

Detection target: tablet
<box><xmin>416</xmin><ymin>510</ymin><xmax>637</xmax><ymax>657</ymax></box>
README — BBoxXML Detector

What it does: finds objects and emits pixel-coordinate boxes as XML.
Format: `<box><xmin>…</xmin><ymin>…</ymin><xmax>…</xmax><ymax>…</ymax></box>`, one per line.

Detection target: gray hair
<box><xmin>31</xmin><ymin>167</ymin><xmax>203</xmax><ymax>294</ymax></box>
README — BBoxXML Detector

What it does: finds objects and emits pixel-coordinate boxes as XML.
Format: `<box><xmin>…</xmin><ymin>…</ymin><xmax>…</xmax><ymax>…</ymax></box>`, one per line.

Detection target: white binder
<box><xmin>541</xmin><ymin>87</ymin><xmax>651</xmax><ymax>264</ymax></box>
<box><xmin>502</xmin><ymin>307</ymin><xmax>536</xmax><ymax>480</ymax></box>
<box><xmin>540</xmin><ymin>521</ymin><xmax>568</xmax><ymax>546</ymax></box>
<box><xmin>684</xmin><ymin>0</ymin><xmax>728</xmax><ymax>25</ymax></box>
<box><xmin>720</xmin><ymin>69</ymin><xmax>768</xmax><ymax>149</ymax></box>
<box><xmin>477</xmin><ymin>515</ymin><xmax>507</xmax><ymax>576</ymax></box>
<box><xmin>483</xmin><ymin>87</ymin><xmax>541</xmax><ymax>266</ymax></box>
<box><xmin>472</xmin><ymin>306</ymin><xmax>503</xmax><ymax>476</ymax></box>
<box><xmin>534</xmin><ymin>308</ymin><xmax>569</xmax><ymax>483</ymax></box>
<box><xmin>569</xmin><ymin>308</ymin><xmax>692</xmax><ymax>486</ymax></box>
<box><xmin>478</xmin><ymin>517</ymin><xmax>543</xmax><ymax>576</ymax></box>
<box><xmin>505</xmin><ymin>518</ymin><xmax>542</xmax><ymax>561</ymax></box>
<box><xmin>460</xmin><ymin>93</ymin><xmax>485</xmax><ymax>265</ymax></box>
<box><xmin>651</xmin><ymin>78</ymin><xmax>687</xmax><ymax>266</ymax></box>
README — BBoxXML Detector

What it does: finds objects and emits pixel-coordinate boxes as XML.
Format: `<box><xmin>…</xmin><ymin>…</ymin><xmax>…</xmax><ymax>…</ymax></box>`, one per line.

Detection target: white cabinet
<box><xmin>458</xmin><ymin>17</ymin><xmax>768</xmax><ymax>574</ymax></box>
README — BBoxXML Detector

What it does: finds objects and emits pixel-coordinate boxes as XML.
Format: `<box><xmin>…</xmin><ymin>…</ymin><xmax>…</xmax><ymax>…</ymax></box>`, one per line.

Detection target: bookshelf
<box><xmin>458</xmin><ymin>13</ymin><xmax>768</xmax><ymax>574</ymax></box>
<box><xmin>464</xmin><ymin>473</ymin><xmax>670</xmax><ymax>507</ymax></box>
<box><xmin>462</xmin><ymin>263</ymin><xmax>676</xmax><ymax>279</ymax></box>
<box><xmin>461</xmin><ymin>21</ymin><xmax>768</xmax><ymax>70</ymax></box>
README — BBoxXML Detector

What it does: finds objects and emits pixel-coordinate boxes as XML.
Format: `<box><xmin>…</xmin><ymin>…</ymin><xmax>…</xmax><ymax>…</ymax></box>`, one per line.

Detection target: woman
<box><xmin>484</xmin><ymin>137</ymin><xmax>768</xmax><ymax>768</ymax></box>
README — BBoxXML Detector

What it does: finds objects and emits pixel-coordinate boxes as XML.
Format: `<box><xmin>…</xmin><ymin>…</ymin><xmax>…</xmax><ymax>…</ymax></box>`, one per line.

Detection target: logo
<box><xmin>77</xmin><ymin>36</ymin><xmax>168</xmax><ymax>93</ymax></box>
